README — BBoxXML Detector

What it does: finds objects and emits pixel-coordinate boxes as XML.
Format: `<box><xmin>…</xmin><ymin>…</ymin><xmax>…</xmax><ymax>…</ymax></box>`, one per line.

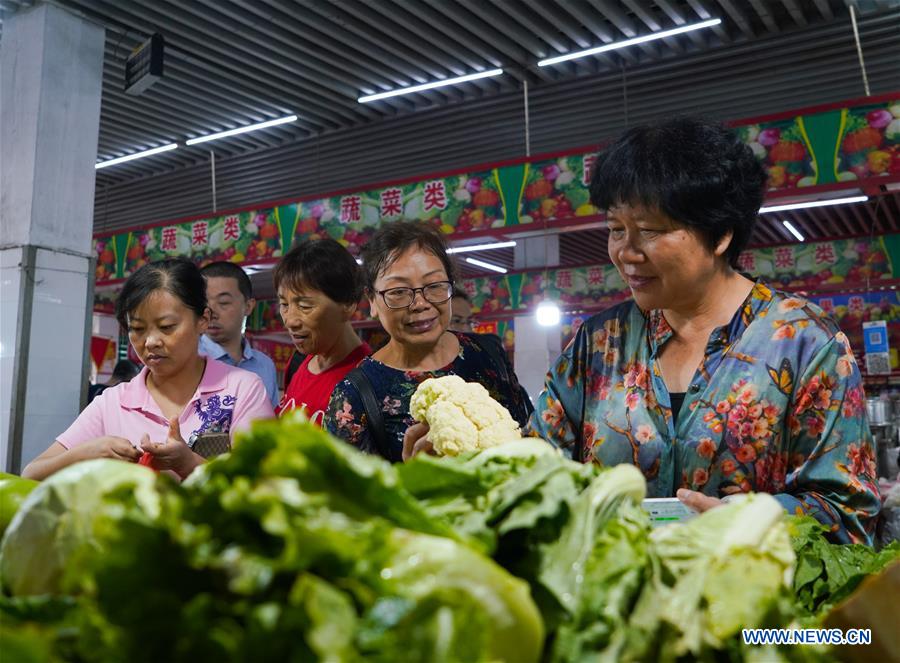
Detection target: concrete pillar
<box><xmin>1</xmin><ymin>4</ymin><xmax>105</xmax><ymax>472</ymax></box>
<box><xmin>513</xmin><ymin>235</ymin><xmax>561</xmax><ymax>403</ymax></box>
<box><xmin>514</xmin><ymin>235</ymin><xmax>559</xmax><ymax>270</ymax></box>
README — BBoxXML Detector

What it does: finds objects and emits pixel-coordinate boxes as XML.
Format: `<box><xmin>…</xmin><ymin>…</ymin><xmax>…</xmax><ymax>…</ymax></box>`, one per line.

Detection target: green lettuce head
<box><xmin>0</xmin><ymin>460</ymin><xmax>160</xmax><ymax>596</ymax></box>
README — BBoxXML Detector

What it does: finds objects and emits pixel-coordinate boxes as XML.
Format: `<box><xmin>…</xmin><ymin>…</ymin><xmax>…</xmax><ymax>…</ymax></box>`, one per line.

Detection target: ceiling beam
<box><xmin>557</xmin><ymin>0</ymin><xmax>639</xmax><ymax>66</ymax></box>
<box><xmin>587</xmin><ymin>0</ymin><xmax>663</xmax><ymax>60</ymax></box>
<box><xmin>656</xmin><ymin>0</ymin><xmax>709</xmax><ymax>49</ymax></box>
<box><xmin>621</xmin><ymin>0</ymin><xmax>685</xmax><ymax>53</ymax></box>
<box><xmin>812</xmin><ymin>0</ymin><xmax>834</xmax><ymax>21</ymax></box>
<box><xmin>686</xmin><ymin>0</ymin><xmax>732</xmax><ymax>43</ymax></box>
<box><xmin>747</xmin><ymin>0</ymin><xmax>781</xmax><ymax>33</ymax></box>
<box><xmin>779</xmin><ymin>0</ymin><xmax>808</xmax><ymax>27</ymax></box>
<box><xmin>714</xmin><ymin>0</ymin><xmax>757</xmax><ymax>39</ymax></box>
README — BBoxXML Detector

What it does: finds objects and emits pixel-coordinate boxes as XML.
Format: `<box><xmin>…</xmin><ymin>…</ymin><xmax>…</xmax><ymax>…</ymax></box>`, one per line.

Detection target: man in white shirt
<box><xmin>199</xmin><ymin>262</ymin><xmax>279</xmax><ymax>407</ymax></box>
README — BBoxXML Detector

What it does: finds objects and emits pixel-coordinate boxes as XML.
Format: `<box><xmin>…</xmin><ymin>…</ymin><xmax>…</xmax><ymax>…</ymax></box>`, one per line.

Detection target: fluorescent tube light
<box><xmin>95</xmin><ymin>143</ymin><xmax>178</xmax><ymax>169</ymax></box>
<box><xmin>447</xmin><ymin>241</ymin><xmax>517</xmax><ymax>254</ymax></box>
<box><xmin>465</xmin><ymin>257</ymin><xmax>508</xmax><ymax>274</ymax></box>
<box><xmin>760</xmin><ymin>195</ymin><xmax>868</xmax><ymax>214</ymax></box>
<box><xmin>536</xmin><ymin>300</ymin><xmax>561</xmax><ymax>327</ymax></box>
<box><xmin>358</xmin><ymin>69</ymin><xmax>504</xmax><ymax>103</ymax></box>
<box><xmin>242</xmin><ymin>264</ymin><xmax>276</xmax><ymax>275</ymax></box>
<box><xmin>538</xmin><ymin>19</ymin><xmax>722</xmax><ymax>67</ymax></box>
<box><xmin>782</xmin><ymin>221</ymin><xmax>805</xmax><ymax>242</ymax></box>
<box><xmin>185</xmin><ymin>115</ymin><xmax>298</xmax><ymax>146</ymax></box>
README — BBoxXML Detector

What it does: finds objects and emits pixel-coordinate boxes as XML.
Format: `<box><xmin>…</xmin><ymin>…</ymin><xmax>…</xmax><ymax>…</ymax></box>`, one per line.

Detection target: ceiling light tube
<box><xmin>358</xmin><ymin>69</ymin><xmax>504</xmax><ymax>103</ymax></box>
<box><xmin>185</xmin><ymin>115</ymin><xmax>298</xmax><ymax>146</ymax></box>
<box><xmin>447</xmin><ymin>241</ymin><xmax>517</xmax><ymax>254</ymax></box>
<box><xmin>241</xmin><ymin>264</ymin><xmax>275</xmax><ymax>275</ymax></box>
<box><xmin>465</xmin><ymin>257</ymin><xmax>508</xmax><ymax>274</ymax></box>
<box><xmin>760</xmin><ymin>195</ymin><xmax>868</xmax><ymax>214</ymax></box>
<box><xmin>782</xmin><ymin>220</ymin><xmax>805</xmax><ymax>242</ymax></box>
<box><xmin>95</xmin><ymin>143</ymin><xmax>179</xmax><ymax>169</ymax></box>
<box><xmin>538</xmin><ymin>18</ymin><xmax>722</xmax><ymax>67</ymax></box>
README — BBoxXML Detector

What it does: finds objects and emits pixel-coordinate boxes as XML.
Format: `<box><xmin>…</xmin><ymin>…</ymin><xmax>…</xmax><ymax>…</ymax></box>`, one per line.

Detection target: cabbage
<box><xmin>0</xmin><ymin>460</ymin><xmax>159</xmax><ymax>596</ymax></box>
<box><xmin>0</xmin><ymin>473</ymin><xmax>38</xmax><ymax>537</ymax></box>
<box><xmin>1</xmin><ymin>421</ymin><xmax>545</xmax><ymax>662</ymax></box>
<box><xmin>2</xmin><ymin>419</ymin><xmax>888</xmax><ymax>663</ymax></box>
<box><xmin>400</xmin><ymin>444</ymin><xmax>652</xmax><ymax>660</ymax></box>
<box><xmin>363</xmin><ymin>530</ymin><xmax>544</xmax><ymax>663</ymax></box>
<box><xmin>615</xmin><ymin>494</ymin><xmax>798</xmax><ymax>660</ymax></box>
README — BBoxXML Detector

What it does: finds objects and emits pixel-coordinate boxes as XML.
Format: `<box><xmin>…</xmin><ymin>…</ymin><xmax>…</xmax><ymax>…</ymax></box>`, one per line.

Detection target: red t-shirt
<box><xmin>275</xmin><ymin>343</ymin><xmax>371</xmax><ymax>424</ymax></box>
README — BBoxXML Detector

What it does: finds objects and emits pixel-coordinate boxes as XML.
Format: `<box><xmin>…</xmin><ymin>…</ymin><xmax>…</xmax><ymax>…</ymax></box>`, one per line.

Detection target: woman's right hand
<box><xmin>22</xmin><ymin>437</ymin><xmax>141</xmax><ymax>481</ymax></box>
<box><xmin>402</xmin><ymin>422</ymin><xmax>435</xmax><ymax>462</ymax></box>
<box><xmin>76</xmin><ymin>436</ymin><xmax>142</xmax><ymax>463</ymax></box>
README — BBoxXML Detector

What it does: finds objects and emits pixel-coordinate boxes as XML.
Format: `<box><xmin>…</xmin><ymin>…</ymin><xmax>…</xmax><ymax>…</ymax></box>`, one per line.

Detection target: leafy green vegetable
<box><xmin>0</xmin><ymin>472</ymin><xmax>38</xmax><ymax>537</ymax></box>
<box><xmin>789</xmin><ymin>515</ymin><xmax>900</xmax><ymax>618</ymax></box>
<box><xmin>192</xmin><ymin>416</ymin><xmax>455</xmax><ymax>540</ymax></box>
<box><xmin>399</xmin><ymin>439</ymin><xmax>589</xmax><ymax>553</ymax></box>
<box><xmin>0</xmin><ymin>460</ymin><xmax>159</xmax><ymax>596</ymax></box>
<box><xmin>1</xmin><ymin>418</ymin><xmax>893</xmax><ymax>663</ymax></box>
<box><xmin>400</xmin><ymin>441</ymin><xmax>652</xmax><ymax>660</ymax></box>
<box><xmin>535</xmin><ymin>465</ymin><xmax>646</xmax><ymax>617</ymax></box>
<box><xmin>0</xmin><ymin>420</ymin><xmax>545</xmax><ymax>662</ymax></box>
<box><xmin>361</xmin><ymin>530</ymin><xmax>544</xmax><ymax>663</ymax></box>
<box><xmin>615</xmin><ymin>494</ymin><xmax>800</xmax><ymax>661</ymax></box>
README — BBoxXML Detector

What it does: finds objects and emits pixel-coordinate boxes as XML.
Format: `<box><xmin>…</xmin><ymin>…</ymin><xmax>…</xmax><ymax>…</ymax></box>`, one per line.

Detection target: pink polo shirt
<box><xmin>57</xmin><ymin>358</ymin><xmax>274</xmax><ymax>450</ymax></box>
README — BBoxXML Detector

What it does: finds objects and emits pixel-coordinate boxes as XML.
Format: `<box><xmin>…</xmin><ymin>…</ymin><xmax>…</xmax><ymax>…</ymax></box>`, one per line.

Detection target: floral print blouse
<box><xmin>326</xmin><ymin>332</ymin><xmax>531</xmax><ymax>462</ymax></box>
<box><xmin>528</xmin><ymin>282</ymin><xmax>880</xmax><ymax>544</ymax></box>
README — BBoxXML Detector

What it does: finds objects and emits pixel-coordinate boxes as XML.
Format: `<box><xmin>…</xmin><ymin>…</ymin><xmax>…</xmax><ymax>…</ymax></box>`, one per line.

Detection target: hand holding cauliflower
<box><xmin>409</xmin><ymin>375</ymin><xmax>522</xmax><ymax>456</ymax></box>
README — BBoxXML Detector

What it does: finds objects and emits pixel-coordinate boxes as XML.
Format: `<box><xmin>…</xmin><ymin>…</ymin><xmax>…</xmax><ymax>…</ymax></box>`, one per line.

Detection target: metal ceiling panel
<box><xmin>1</xmin><ymin>1</ymin><xmax>898</xmax><ymax>245</ymax></box>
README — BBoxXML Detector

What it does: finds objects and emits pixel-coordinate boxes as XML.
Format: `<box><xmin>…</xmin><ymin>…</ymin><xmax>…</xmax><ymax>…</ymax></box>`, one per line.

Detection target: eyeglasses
<box><xmin>376</xmin><ymin>280</ymin><xmax>454</xmax><ymax>309</ymax></box>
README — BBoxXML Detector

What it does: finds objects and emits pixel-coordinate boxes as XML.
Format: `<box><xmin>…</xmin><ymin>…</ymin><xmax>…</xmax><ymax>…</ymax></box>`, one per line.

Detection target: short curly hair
<box><xmin>273</xmin><ymin>238</ymin><xmax>363</xmax><ymax>305</ymax></box>
<box><xmin>360</xmin><ymin>221</ymin><xmax>456</xmax><ymax>295</ymax></box>
<box><xmin>589</xmin><ymin>116</ymin><xmax>767</xmax><ymax>268</ymax></box>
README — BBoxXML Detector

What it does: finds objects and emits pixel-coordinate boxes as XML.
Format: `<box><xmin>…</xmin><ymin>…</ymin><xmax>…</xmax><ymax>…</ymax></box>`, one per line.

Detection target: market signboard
<box><xmin>736</xmin><ymin>235</ymin><xmax>897</xmax><ymax>291</ymax></box>
<box><xmin>93</xmin><ymin>96</ymin><xmax>900</xmax><ymax>285</ymax></box>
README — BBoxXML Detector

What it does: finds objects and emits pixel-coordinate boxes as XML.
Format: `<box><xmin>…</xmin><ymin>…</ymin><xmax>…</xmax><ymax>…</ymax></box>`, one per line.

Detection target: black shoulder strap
<box><xmin>345</xmin><ymin>367</ymin><xmax>390</xmax><ymax>460</ymax></box>
<box><xmin>465</xmin><ymin>333</ymin><xmax>534</xmax><ymax>419</ymax></box>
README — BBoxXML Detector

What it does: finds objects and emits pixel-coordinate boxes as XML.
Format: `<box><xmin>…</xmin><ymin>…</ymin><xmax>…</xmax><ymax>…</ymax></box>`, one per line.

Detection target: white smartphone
<box><xmin>641</xmin><ymin>497</ymin><xmax>698</xmax><ymax>528</ymax></box>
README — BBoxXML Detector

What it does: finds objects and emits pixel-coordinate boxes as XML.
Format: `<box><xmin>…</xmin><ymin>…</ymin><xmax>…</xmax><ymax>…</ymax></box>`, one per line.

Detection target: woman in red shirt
<box><xmin>273</xmin><ymin>239</ymin><xmax>370</xmax><ymax>423</ymax></box>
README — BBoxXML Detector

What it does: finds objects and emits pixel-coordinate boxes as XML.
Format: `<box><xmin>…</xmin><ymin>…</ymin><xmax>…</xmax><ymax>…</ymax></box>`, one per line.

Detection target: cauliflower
<box><xmin>410</xmin><ymin>375</ymin><xmax>522</xmax><ymax>456</ymax></box>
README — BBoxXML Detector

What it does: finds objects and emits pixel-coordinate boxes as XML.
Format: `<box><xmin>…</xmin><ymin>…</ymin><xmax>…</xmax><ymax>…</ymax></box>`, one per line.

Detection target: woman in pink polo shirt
<box><xmin>22</xmin><ymin>258</ymin><xmax>274</xmax><ymax>481</ymax></box>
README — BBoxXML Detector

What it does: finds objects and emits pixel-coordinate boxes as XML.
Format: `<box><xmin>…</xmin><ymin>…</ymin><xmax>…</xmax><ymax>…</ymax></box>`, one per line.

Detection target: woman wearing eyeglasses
<box><xmin>325</xmin><ymin>221</ymin><xmax>530</xmax><ymax>462</ymax></box>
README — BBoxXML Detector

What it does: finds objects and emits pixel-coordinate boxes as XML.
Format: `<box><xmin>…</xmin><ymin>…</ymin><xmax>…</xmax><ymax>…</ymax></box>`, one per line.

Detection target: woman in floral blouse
<box><xmin>529</xmin><ymin>117</ymin><xmax>880</xmax><ymax>544</ymax></box>
<box><xmin>325</xmin><ymin>221</ymin><xmax>530</xmax><ymax>462</ymax></box>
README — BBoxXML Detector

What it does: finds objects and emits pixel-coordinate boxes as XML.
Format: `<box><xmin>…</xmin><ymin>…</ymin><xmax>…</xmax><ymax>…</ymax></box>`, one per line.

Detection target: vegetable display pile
<box><xmin>1</xmin><ymin>418</ymin><xmax>897</xmax><ymax>662</ymax></box>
